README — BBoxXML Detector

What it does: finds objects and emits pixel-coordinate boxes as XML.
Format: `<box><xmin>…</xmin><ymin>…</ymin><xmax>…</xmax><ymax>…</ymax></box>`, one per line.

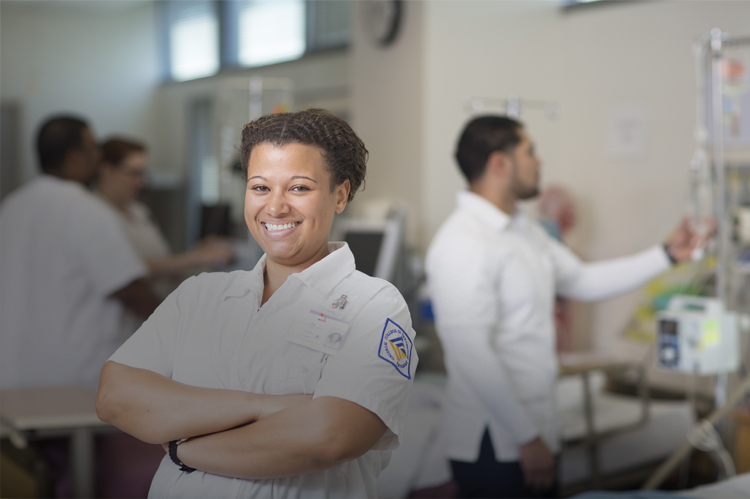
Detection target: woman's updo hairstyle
<box><xmin>240</xmin><ymin>108</ymin><xmax>367</xmax><ymax>202</ymax></box>
<box><xmin>100</xmin><ymin>138</ymin><xmax>146</xmax><ymax>167</ymax></box>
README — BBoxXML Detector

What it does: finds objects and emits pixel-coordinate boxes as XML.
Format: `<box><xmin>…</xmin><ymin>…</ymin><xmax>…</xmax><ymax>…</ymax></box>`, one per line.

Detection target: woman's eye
<box><xmin>251</xmin><ymin>185</ymin><xmax>268</xmax><ymax>192</ymax></box>
<box><xmin>291</xmin><ymin>185</ymin><xmax>311</xmax><ymax>192</ymax></box>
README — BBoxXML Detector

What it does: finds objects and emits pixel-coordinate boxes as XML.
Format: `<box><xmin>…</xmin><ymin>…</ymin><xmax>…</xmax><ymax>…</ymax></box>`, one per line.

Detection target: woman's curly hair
<box><xmin>240</xmin><ymin>108</ymin><xmax>368</xmax><ymax>202</ymax></box>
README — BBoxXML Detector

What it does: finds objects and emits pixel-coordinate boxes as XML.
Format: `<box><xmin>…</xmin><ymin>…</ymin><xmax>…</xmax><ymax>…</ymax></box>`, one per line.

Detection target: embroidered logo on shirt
<box><xmin>378</xmin><ymin>318</ymin><xmax>413</xmax><ymax>379</ymax></box>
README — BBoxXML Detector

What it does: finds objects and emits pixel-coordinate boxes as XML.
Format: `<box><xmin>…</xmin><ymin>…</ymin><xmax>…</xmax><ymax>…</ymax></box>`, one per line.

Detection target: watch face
<box><xmin>365</xmin><ymin>0</ymin><xmax>401</xmax><ymax>46</ymax></box>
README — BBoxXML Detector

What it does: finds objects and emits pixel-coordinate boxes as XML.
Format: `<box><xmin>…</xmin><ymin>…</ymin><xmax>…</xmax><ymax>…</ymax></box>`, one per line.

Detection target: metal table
<box><xmin>0</xmin><ymin>386</ymin><xmax>111</xmax><ymax>498</ymax></box>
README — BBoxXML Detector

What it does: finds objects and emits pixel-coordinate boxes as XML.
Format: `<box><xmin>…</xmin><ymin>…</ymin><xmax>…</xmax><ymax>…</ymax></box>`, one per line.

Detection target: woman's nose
<box><xmin>266</xmin><ymin>190</ymin><xmax>289</xmax><ymax>216</ymax></box>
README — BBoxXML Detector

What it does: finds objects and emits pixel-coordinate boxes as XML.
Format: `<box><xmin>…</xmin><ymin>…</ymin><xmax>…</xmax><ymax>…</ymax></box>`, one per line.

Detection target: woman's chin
<box><xmin>263</xmin><ymin>242</ymin><xmax>329</xmax><ymax>269</ymax></box>
<box><xmin>262</xmin><ymin>244</ymin><xmax>302</xmax><ymax>266</ymax></box>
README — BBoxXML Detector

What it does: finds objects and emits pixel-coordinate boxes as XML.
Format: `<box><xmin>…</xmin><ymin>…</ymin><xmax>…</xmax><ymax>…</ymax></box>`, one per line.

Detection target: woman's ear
<box><xmin>334</xmin><ymin>180</ymin><xmax>350</xmax><ymax>214</ymax></box>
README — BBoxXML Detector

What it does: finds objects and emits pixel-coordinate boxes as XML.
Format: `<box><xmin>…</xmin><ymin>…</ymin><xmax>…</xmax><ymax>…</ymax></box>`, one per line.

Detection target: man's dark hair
<box><xmin>455</xmin><ymin>115</ymin><xmax>523</xmax><ymax>183</ymax></box>
<box><xmin>101</xmin><ymin>137</ymin><xmax>147</xmax><ymax>167</ymax></box>
<box><xmin>36</xmin><ymin>116</ymin><xmax>90</xmax><ymax>172</ymax></box>
<box><xmin>240</xmin><ymin>108</ymin><xmax>368</xmax><ymax>202</ymax></box>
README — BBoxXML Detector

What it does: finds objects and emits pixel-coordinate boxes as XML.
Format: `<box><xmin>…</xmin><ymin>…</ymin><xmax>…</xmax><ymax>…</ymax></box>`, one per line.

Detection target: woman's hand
<box><xmin>190</xmin><ymin>239</ymin><xmax>234</xmax><ymax>267</ymax></box>
<box><xmin>253</xmin><ymin>394</ymin><xmax>313</xmax><ymax>421</ymax></box>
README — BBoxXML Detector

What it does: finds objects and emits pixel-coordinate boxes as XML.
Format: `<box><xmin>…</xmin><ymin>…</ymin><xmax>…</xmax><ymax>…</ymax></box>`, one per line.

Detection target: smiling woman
<box><xmin>96</xmin><ymin>109</ymin><xmax>418</xmax><ymax>498</ymax></box>
<box><xmin>245</xmin><ymin>143</ymin><xmax>348</xmax><ymax>301</ymax></box>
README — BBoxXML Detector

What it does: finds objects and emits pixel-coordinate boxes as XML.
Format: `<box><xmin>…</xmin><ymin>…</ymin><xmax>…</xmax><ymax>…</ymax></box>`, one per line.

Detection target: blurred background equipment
<box><xmin>656</xmin><ymin>296</ymin><xmax>740</xmax><ymax>375</ymax></box>
<box><xmin>641</xmin><ymin>27</ymin><xmax>750</xmax><ymax>491</ymax></box>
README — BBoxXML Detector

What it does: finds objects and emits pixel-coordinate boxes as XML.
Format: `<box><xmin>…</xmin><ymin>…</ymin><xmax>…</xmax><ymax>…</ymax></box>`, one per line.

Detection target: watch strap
<box><xmin>663</xmin><ymin>243</ymin><xmax>678</xmax><ymax>266</ymax></box>
<box><xmin>168</xmin><ymin>439</ymin><xmax>196</xmax><ymax>473</ymax></box>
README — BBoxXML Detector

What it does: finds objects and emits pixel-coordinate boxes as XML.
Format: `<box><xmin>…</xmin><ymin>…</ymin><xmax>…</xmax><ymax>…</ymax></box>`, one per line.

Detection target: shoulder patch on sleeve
<box><xmin>378</xmin><ymin>318</ymin><xmax>413</xmax><ymax>379</ymax></box>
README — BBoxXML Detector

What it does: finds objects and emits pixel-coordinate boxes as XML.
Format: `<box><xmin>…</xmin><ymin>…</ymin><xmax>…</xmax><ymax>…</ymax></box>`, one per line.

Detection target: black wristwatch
<box><xmin>168</xmin><ymin>439</ymin><xmax>196</xmax><ymax>473</ymax></box>
<box><xmin>663</xmin><ymin>243</ymin><xmax>678</xmax><ymax>266</ymax></box>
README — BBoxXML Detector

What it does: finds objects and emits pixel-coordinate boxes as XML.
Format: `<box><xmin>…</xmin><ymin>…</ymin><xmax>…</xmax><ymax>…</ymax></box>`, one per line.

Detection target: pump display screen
<box><xmin>659</xmin><ymin>319</ymin><xmax>678</xmax><ymax>336</ymax></box>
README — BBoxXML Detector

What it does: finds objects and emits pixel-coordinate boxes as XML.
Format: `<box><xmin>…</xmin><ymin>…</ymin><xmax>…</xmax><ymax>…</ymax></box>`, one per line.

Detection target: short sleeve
<box><xmin>107</xmin><ymin>277</ymin><xmax>192</xmax><ymax>377</ymax></box>
<box><xmin>72</xmin><ymin>197</ymin><xmax>147</xmax><ymax>296</ymax></box>
<box><xmin>313</xmin><ymin>285</ymin><xmax>418</xmax><ymax>450</ymax></box>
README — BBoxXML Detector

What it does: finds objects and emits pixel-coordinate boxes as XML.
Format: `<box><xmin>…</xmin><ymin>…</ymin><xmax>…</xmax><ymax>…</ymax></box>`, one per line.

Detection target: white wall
<box><xmin>349</xmin><ymin>1</ymin><xmax>425</xmax><ymax>246</ymax></box>
<box><xmin>0</xmin><ymin>0</ymin><xmax>161</xmax><ymax>182</ymax></box>
<box><xmin>350</xmin><ymin>0</ymin><xmax>750</xmax><ymax>388</ymax></box>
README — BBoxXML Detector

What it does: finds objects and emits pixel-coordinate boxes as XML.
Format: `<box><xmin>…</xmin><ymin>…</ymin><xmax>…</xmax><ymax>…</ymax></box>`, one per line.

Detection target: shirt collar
<box><xmin>291</xmin><ymin>242</ymin><xmax>356</xmax><ymax>297</ymax></box>
<box><xmin>222</xmin><ymin>242</ymin><xmax>356</xmax><ymax>300</ymax></box>
<box><xmin>222</xmin><ymin>257</ymin><xmax>266</xmax><ymax>300</ymax></box>
<box><xmin>40</xmin><ymin>173</ymin><xmax>85</xmax><ymax>191</ymax></box>
<box><xmin>456</xmin><ymin>190</ymin><xmax>519</xmax><ymax>232</ymax></box>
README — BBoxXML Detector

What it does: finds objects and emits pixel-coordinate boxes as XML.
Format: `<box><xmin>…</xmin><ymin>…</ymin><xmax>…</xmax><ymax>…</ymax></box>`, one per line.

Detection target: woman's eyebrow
<box><xmin>248</xmin><ymin>175</ymin><xmax>317</xmax><ymax>183</ymax></box>
<box><xmin>291</xmin><ymin>176</ymin><xmax>317</xmax><ymax>183</ymax></box>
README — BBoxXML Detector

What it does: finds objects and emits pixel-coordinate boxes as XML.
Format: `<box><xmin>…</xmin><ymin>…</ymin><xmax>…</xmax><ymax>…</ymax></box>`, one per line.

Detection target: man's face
<box><xmin>508</xmin><ymin>128</ymin><xmax>541</xmax><ymax>200</ymax></box>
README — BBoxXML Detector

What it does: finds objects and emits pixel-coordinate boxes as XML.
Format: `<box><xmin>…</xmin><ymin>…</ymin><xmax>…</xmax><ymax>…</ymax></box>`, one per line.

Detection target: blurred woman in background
<box><xmin>98</xmin><ymin>138</ymin><xmax>234</xmax><ymax>299</ymax></box>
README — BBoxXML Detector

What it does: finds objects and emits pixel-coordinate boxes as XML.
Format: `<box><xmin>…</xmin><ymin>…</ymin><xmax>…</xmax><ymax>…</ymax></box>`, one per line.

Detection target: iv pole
<box><xmin>710</xmin><ymin>28</ymin><xmax>730</xmax><ymax>409</ymax></box>
<box><xmin>644</xmin><ymin>28</ymin><xmax>750</xmax><ymax>489</ymax></box>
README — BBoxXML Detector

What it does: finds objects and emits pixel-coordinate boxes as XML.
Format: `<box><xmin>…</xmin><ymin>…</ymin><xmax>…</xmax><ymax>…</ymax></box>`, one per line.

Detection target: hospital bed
<box><xmin>376</xmin><ymin>362</ymin><xmax>695</xmax><ymax>499</ymax></box>
<box><xmin>557</xmin><ymin>368</ymin><xmax>694</xmax><ymax>494</ymax></box>
<box><xmin>572</xmin><ymin>472</ymin><xmax>750</xmax><ymax>498</ymax></box>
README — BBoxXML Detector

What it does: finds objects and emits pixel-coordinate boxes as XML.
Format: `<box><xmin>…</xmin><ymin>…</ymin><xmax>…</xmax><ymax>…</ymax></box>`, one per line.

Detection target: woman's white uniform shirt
<box><xmin>109</xmin><ymin>242</ymin><xmax>418</xmax><ymax>498</ymax></box>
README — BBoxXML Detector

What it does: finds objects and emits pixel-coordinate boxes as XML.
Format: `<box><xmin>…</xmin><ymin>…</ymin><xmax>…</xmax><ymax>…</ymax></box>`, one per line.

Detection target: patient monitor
<box><xmin>656</xmin><ymin>296</ymin><xmax>739</xmax><ymax>375</ymax></box>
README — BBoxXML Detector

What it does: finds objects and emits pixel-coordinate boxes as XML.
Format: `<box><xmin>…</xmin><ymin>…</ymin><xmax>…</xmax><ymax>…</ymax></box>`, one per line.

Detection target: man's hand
<box><xmin>519</xmin><ymin>437</ymin><xmax>556</xmax><ymax>493</ymax></box>
<box><xmin>666</xmin><ymin>216</ymin><xmax>716</xmax><ymax>263</ymax></box>
<box><xmin>252</xmin><ymin>394</ymin><xmax>313</xmax><ymax>421</ymax></box>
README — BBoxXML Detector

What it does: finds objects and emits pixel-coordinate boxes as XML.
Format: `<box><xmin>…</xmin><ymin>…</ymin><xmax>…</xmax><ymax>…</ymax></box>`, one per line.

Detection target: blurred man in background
<box><xmin>0</xmin><ymin>115</ymin><xmax>160</xmax><ymax>390</ymax></box>
<box><xmin>426</xmin><ymin>115</ymin><xmax>705</xmax><ymax>498</ymax></box>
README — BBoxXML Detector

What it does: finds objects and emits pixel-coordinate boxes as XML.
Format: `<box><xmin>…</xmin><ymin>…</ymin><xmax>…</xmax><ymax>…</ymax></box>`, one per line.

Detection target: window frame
<box><xmin>160</xmin><ymin>0</ymin><xmax>350</xmax><ymax>82</ymax></box>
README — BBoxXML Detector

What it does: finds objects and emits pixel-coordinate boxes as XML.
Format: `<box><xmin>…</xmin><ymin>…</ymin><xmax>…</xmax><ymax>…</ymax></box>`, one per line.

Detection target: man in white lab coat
<box><xmin>0</xmin><ymin>115</ymin><xmax>160</xmax><ymax>390</ymax></box>
<box><xmin>426</xmin><ymin>115</ymin><xmax>703</xmax><ymax>498</ymax></box>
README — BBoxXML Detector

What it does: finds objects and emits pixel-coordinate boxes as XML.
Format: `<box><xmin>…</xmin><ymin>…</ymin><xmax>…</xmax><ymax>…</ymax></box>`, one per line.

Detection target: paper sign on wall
<box><xmin>607</xmin><ymin>104</ymin><xmax>648</xmax><ymax>160</ymax></box>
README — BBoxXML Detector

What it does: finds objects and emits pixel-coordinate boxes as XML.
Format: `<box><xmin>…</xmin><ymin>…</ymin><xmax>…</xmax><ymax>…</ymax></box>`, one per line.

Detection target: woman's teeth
<box><xmin>265</xmin><ymin>222</ymin><xmax>297</xmax><ymax>232</ymax></box>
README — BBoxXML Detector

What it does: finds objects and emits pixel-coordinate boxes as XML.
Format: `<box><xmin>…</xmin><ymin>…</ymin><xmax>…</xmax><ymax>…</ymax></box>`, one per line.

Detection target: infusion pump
<box><xmin>656</xmin><ymin>296</ymin><xmax>739</xmax><ymax>375</ymax></box>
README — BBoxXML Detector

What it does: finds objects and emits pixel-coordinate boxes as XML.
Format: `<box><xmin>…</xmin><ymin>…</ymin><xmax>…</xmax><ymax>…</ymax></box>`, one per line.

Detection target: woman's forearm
<box><xmin>175</xmin><ymin>396</ymin><xmax>387</xmax><ymax>480</ymax></box>
<box><xmin>146</xmin><ymin>243</ymin><xmax>233</xmax><ymax>278</ymax></box>
<box><xmin>96</xmin><ymin>361</ymin><xmax>258</xmax><ymax>444</ymax></box>
<box><xmin>145</xmin><ymin>252</ymin><xmax>203</xmax><ymax>278</ymax></box>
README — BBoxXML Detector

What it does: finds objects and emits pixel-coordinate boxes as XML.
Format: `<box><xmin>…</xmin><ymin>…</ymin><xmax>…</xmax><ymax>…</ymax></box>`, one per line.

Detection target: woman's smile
<box><xmin>261</xmin><ymin>221</ymin><xmax>300</xmax><ymax>236</ymax></box>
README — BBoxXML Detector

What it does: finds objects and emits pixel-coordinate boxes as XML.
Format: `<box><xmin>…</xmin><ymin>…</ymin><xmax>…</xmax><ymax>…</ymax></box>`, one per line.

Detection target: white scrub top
<box><xmin>113</xmin><ymin>199</ymin><xmax>175</xmax><ymax>336</ymax></box>
<box><xmin>118</xmin><ymin>200</ymin><xmax>171</xmax><ymax>262</ymax></box>
<box><xmin>426</xmin><ymin>191</ymin><xmax>670</xmax><ymax>462</ymax></box>
<box><xmin>109</xmin><ymin>242</ymin><xmax>418</xmax><ymax>498</ymax></box>
<box><xmin>0</xmin><ymin>175</ymin><xmax>147</xmax><ymax>389</ymax></box>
